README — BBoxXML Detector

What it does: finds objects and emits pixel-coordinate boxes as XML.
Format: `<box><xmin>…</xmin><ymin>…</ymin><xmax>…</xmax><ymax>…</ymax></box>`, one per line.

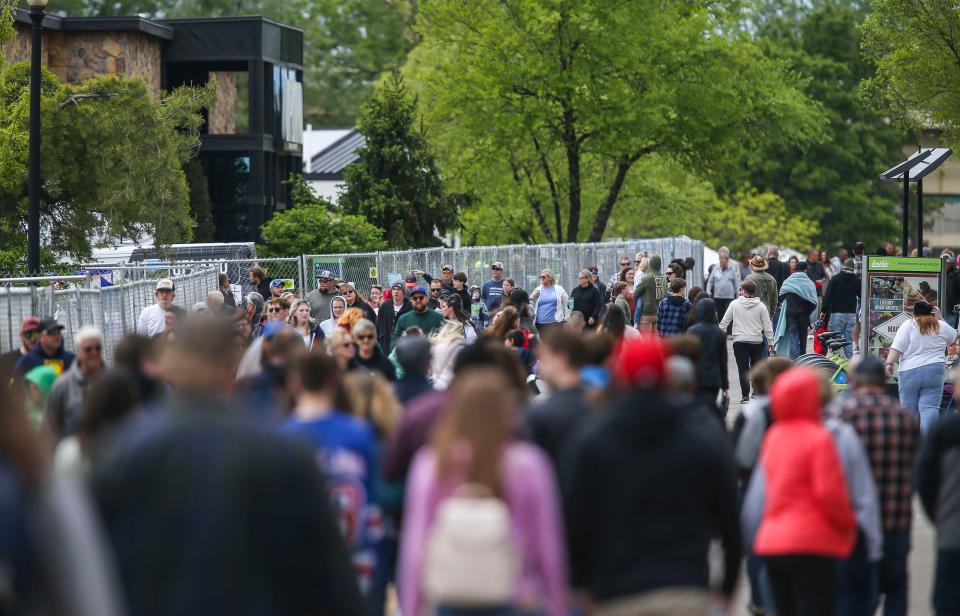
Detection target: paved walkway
<box><xmin>723</xmin><ymin>340</ymin><xmax>936</xmax><ymax>615</ymax></box>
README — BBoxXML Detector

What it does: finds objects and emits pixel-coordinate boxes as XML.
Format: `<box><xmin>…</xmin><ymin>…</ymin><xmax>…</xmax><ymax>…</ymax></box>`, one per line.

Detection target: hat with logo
<box><xmin>405</xmin><ymin>273</ymin><xmax>418</xmax><ymax>288</ymax></box>
<box><xmin>441</xmin><ymin>264</ymin><xmax>454</xmax><ymax>273</ymax></box>
<box><xmin>316</xmin><ymin>270</ymin><xmax>333</xmax><ymax>281</ymax></box>
<box><xmin>38</xmin><ymin>318</ymin><xmax>64</xmax><ymax>333</ymax></box>
<box><xmin>749</xmin><ymin>254</ymin><xmax>769</xmax><ymax>271</ymax></box>
<box><xmin>270</xmin><ymin>279</ymin><xmax>285</xmax><ymax>288</ymax></box>
<box><xmin>491</xmin><ymin>261</ymin><xmax>504</xmax><ymax>271</ymax></box>
<box><xmin>21</xmin><ymin>316</ymin><xmax>41</xmax><ymax>333</ymax></box>
<box><xmin>410</xmin><ymin>286</ymin><xmax>428</xmax><ymax>297</ymax></box>
<box><xmin>390</xmin><ymin>281</ymin><xmax>405</xmax><ymax>290</ymax></box>
<box><xmin>156</xmin><ymin>278</ymin><xmax>175</xmax><ymax>291</ymax></box>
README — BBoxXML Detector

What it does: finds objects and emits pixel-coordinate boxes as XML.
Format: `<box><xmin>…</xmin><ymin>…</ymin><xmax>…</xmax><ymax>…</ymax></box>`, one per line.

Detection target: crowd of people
<box><xmin>0</xmin><ymin>247</ymin><xmax>957</xmax><ymax>616</ymax></box>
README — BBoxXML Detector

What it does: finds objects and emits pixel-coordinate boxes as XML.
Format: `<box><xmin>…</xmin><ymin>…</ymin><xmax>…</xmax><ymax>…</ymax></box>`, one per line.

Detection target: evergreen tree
<box><xmin>184</xmin><ymin>158</ymin><xmax>215</xmax><ymax>243</ymax></box>
<box><xmin>339</xmin><ymin>72</ymin><xmax>457</xmax><ymax>249</ymax></box>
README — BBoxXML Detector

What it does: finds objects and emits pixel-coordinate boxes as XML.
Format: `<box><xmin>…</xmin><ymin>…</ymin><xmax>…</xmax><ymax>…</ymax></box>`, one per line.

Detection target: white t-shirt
<box><xmin>136</xmin><ymin>303</ymin><xmax>168</xmax><ymax>337</ymax></box>
<box><xmin>890</xmin><ymin>317</ymin><xmax>958</xmax><ymax>372</ymax></box>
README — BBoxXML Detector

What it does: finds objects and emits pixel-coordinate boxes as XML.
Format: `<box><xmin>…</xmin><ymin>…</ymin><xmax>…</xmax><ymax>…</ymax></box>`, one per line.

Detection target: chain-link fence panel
<box><xmin>303</xmin><ymin>253</ymin><xmax>381</xmax><ymax>296</ymax></box>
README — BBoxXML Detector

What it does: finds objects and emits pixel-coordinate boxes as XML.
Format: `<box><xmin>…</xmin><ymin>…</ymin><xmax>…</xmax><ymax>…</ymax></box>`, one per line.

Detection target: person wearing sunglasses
<box><xmin>264</xmin><ymin>297</ymin><xmax>291</xmax><ymax>323</ymax></box>
<box><xmin>44</xmin><ymin>325</ymin><xmax>105</xmax><ymax>443</ymax></box>
<box><xmin>531</xmin><ymin>269</ymin><xmax>570</xmax><ymax>337</ymax></box>
<box><xmin>340</xmin><ymin>284</ymin><xmax>378</xmax><ymax>324</ymax></box>
<box><xmin>0</xmin><ymin>316</ymin><xmax>42</xmax><ymax>386</ymax></box>
<box><xmin>352</xmin><ymin>318</ymin><xmax>396</xmax><ymax>381</ymax></box>
<box><xmin>305</xmin><ymin>269</ymin><xmax>341</xmax><ymax>323</ymax></box>
<box><xmin>391</xmin><ymin>286</ymin><xmax>445</xmax><ymax>346</ymax></box>
<box><xmin>608</xmin><ymin>257</ymin><xmax>632</xmax><ymax>291</ymax></box>
<box><xmin>13</xmin><ymin>318</ymin><xmax>76</xmax><ymax>381</ymax></box>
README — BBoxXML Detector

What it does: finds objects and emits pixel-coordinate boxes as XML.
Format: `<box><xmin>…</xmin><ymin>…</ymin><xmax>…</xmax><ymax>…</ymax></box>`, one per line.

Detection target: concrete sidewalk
<box><xmin>722</xmin><ymin>340</ymin><xmax>936</xmax><ymax>616</ymax></box>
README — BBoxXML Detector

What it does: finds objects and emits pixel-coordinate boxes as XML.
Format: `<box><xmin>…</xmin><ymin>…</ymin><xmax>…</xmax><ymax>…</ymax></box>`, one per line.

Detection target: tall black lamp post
<box><xmin>27</xmin><ymin>0</ymin><xmax>47</xmax><ymax>276</ymax></box>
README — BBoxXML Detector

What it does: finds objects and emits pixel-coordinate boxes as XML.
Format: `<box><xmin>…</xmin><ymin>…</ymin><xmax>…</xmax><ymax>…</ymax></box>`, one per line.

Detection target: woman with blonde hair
<box><xmin>398</xmin><ymin>369</ymin><xmax>567</xmax><ymax>616</ymax></box>
<box><xmin>288</xmin><ymin>299</ymin><xmax>324</xmax><ymax>350</ymax></box>
<box><xmin>342</xmin><ymin>370</ymin><xmax>402</xmax><ymax>440</ymax></box>
<box><xmin>326</xmin><ymin>327</ymin><xmax>357</xmax><ymax>372</ymax></box>
<box><xmin>430</xmin><ymin>321</ymin><xmax>468</xmax><ymax>390</ymax></box>
<box><xmin>531</xmin><ymin>269</ymin><xmax>569</xmax><ymax>337</ymax></box>
<box><xmin>886</xmin><ymin>299</ymin><xmax>958</xmax><ymax>432</ymax></box>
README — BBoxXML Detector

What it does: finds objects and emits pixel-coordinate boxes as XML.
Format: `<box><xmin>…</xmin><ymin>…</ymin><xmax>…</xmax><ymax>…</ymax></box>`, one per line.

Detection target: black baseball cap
<box><xmin>38</xmin><ymin>318</ymin><xmax>64</xmax><ymax>333</ymax></box>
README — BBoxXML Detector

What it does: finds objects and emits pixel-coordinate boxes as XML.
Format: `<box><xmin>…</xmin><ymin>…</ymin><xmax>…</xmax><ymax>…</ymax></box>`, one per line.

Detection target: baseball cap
<box><xmin>410</xmin><ymin>286</ymin><xmax>428</xmax><ymax>297</ymax></box>
<box><xmin>316</xmin><ymin>270</ymin><xmax>333</xmax><ymax>280</ymax></box>
<box><xmin>405</xmin><ymin>273</ymin><xmax>417</xmax><ymax>287</ymax></box>
<box><xmin>270</xmin><ymin>279</ymin><xmax>285</xmax><ymax>288</ymax></box>
<box><xmin>441</xmin><ymin>264</ymin><xmax>453</xmax><ymax>273</ymax></box>
<box><xmin>390</xmin><ymin>281</ymin><xmax>405</xmax><ymax>290</ymax></box>
<box><xmin>38</xmin><ymin>318</ymin><xmax>64</xmax><ymax>333</ymax></box>
<box><xmin>21</xmin><ymin>316</ymin><xmax>41</xmax><ymax>333</ymax></box>
<box><xmin>588</xmin><ymin>266</ymin><xmax>599</xmax><ymax>273</ymax></box>
<box><xmin>491</xmin><ymin>261</ymin><xmax>504</xmax><ymax>270</ymax></box>
<box><xmin>156</xmin><ymin>278</ymin><xmax>175</xmax><ymax>291</ymax></box>
<box><xmin>262</xmin><ymin>320</ymin><xmax>289</xmax><ymax>339</ymax></box>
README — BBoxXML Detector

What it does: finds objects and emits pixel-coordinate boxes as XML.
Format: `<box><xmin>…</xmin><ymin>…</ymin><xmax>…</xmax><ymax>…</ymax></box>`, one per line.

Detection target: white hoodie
<box><xmin>719</xmin><ymin>295</ymin><xmax>773</xmax><ymax>344</ymax></box>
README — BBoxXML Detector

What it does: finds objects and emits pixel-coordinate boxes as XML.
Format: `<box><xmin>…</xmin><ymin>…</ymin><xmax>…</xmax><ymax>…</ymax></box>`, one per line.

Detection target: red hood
<box><xmin>770</xmin><ymin>367</ymin><xmax>822</xmax><ymax>422</ymax></box>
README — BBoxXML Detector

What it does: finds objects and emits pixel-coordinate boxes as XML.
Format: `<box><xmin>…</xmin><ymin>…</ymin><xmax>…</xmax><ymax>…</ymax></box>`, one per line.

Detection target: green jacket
<box><xmin>392</xmin><ymin>309</ymin><xmax>444</xmax><ymax>344</ymax></box>
<box><xmin>634</xmin><ymin>255</ymin><xmax>667</xmax><ymax>316</ymax></box>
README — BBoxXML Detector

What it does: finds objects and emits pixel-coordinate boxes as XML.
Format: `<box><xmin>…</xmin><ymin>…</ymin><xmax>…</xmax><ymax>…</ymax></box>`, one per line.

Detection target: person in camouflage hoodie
<box><xmin>633</xmin><ymin>255</ymin><xmax>667</xmax><ymax>334</ymax></box>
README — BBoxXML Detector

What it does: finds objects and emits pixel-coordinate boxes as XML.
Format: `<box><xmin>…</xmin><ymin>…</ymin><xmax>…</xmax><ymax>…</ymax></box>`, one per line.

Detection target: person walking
<box><xmin>248</xmin><ymin>266</ymin><xmax>272</xmax><ymax>301</ymax></box>
<box><xmin>563</xmin><ymin>338</ymin><xmax>741</xmax><ymax>615</ymax></box>
<box><xmin>767</xmin><ymin>246</ymin><xmax>787</xmax><ymax>289</ymax></box>
<box><xmin>840</xmin><ymin>357</ymin><xmax>920</xmax><ymax>616</ymax></box>
<box><xmin>531</xmin><ymin>269</ymin><xmax>569</xmax><ymax>337</ymax></box>
<box><xmin>571</xmin><ymin>269</ymin><xmax>603</xmax><ymax>328</ymax></box>
<box><xmin>320</xmin><ymin>296</ymin><xmax>348</xmax><ymax>336</ymax></box>
<box><xmin>392</xmin><ymin>286</ymin><xmax>445</xmax><ymax>345</ymax></box>
<box><xmin>44</xmin><ymin>326</ymin><xmax>106</xmax><ymax>443</ymax></box>
<box><xmin>706</xmin><ymin>247</ymin><xmax>741</xmax><ymax>326</ymax></box>
<box><xmin>305</xmin><ymin>270</ymin><xmax>341</xmax><ymax>323</ymax></box>
<box><xmin>687</xmin><ymin>298</ymin><xmax>729</xmax><ymax>415</ymax></box>
<box><xmin>720</xmin><ymin>280</ymin><xmax>774</xmax><ymax>403</ymax></box>
<box><xmin>14</xmin><ymin>318</ymin><xmax>76</xmax><ymax>380</ymax></box>
<box><xmin>377</xmin><ymin>282</ymin><xmax>411</xmax><ymax>355</ymax></box>
<box><xmin>341</xmin><ymin>284</ymin><xmax>378</xmax><ymax>324</ymax></box>
<box><xmin>288</xmin><ymin>299</ymin><xmax>325</xmax><ymax>351</ymax></box>
<box><xmin>352</xmin><ymin>319</ymin><xmax>396</xmax><ymax>381</ymax></box>
<box><xmin>656</xmin><ymin>278</ymin><xmax>691</xmax><ymax>337</ymax></box>
<box><xmin>481</xmin><ymin>261</ymin><xmax>506</xmax><ymax>310</ymax></box>
<box><xmin>633</xmin><ymin>255</ymin><xmax>667</xmax><ymax>334</ymax></box>
<box><xmin>218</xmin><ymin>273</ymin><xmax>236</xmax><ymax>308</ymax></box>
<box><xmin>136</xmin><ymin>278</ymin><xmax>177</xmax><ymax>337</ymax></box>
<box><xmin>884</xmin><ymin>299</ymin><xmax>958</xmax><ymax>433</ymax></box>
<box><xmin>916</xmin><ymin>406</ymin><xmax>960</xmax><ymax>616</ymax></box>
<box><xmin>439</xmin><ymin>294</ymin><xmax>478</xmax><ymax>343</ymax></box>
<box><xmin>0</xmin><ymin>316</ymin><xmax>41</xmax><ymax>385</ymax></box>
<box><xmin>821</xmin><ymin>258</ymin><xmax>860</xmax><ymax>359</ymax></box>
<box><xmin>743</xmin><ymin>368</ymin><xmax>857</xmax><ymax>616</ymax></box>
<box><xmin>773</xmin><ymin>267</ymin><xmax>818</xmax><ymax>358</ymax></box>
<box><xmin>398</xmin><ymin>369</ymin><xmax>567</xmax><ymax>616</ymax></box>
<box><xmin>746</xmin><ymin>254</ymin><xmax>779</xmax><ymax>357</ymax></box>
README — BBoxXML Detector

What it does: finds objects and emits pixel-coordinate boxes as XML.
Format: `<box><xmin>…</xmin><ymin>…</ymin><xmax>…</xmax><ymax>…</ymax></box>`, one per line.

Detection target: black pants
<box><xmin>714</xmin><ymin>298</ymin><xmax>733</xmax><ymax>323</ymax></box>
<box><xmin>765</xmin><ymin>554</ymin><xmax>838</xmax><ymax>616</ymax></box>
<box><xmin>733</xmin><ymin>341</ymin><xmax>763</xmax><ymax>399</ymax></box>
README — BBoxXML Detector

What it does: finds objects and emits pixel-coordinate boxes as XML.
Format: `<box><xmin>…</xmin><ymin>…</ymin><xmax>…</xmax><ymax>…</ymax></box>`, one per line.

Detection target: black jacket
<box><xmin>917</xmin><ymin>413</ymin><xmax>960</xmax><ymax>551</ymax></box>
<box><xmin>376</xmin><ymin>300</ymin><xmax>411</xmax><ymax>354</ymax></box>
<box><xmin>522</xmin><ymin>387</ymin><xmax>592</xmax><ymax>469</ymax></box>
<box><xmin>686</xmin><ymin>299</ymin><xmax>729</xmax><ymax>390</ymax></box>
<box><xmin>353</xmin><ymin>347</ymin><xmax>397</xmax><ymax>381</ymax></box>
<box><xmin>346</xmin><ymin>299</ymin><xmax>377</xmax><ymax>324</ymax></box>
<box><xmin>767</xmin><ymin>258</ymin><xmax>787</xmax><ymax>289</ymax></box>
<box><xmin>561</xmin><ymin>387</ymin><xmax>741</xmax><ymax>600</ymax></box>
<box><xmin>571</xmin><ymin>284</ymin><xmax>603</xmax><ymax>325</ymax></box>
<box><xmin>822</xmin><ymin>271</ymin><xmax>860</xmax><ymax>316</ymax></box>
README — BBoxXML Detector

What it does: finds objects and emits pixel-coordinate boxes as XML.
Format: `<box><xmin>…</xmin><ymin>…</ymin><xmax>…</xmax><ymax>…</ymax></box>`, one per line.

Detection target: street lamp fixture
<box><xmin>27</xmin><ymin>0</ymin><xmax>47</xmax><ymax>275</ymax></box>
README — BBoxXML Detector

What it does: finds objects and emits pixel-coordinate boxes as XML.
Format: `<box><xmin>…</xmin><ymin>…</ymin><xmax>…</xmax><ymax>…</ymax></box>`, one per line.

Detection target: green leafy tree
<box><xmin>745</xmin><ymin>5</ymin><xmax>906</xmax><ymax>249</ymax></box>
<box><xmin>699</xmin><ymin>190</ymin><xmax>820</xmax><ymax>255</ymax></box>
<box><xmin>861</xmin><ymin>0</ymin><xmax>960</xmax><ymax>147</ymax></box>
<box><xmin>0</xmin><ymin>60</ymin><xmax>214</xmax><ymax>260</ymax></box>
<box><xmin>260</xmin><ymin>176</ymin><xmax>387</xmax><ymax>256</ymax></box>
<box><xmin>405</xmin><ymin>0</ymin><xmax>824</xmax><ymax>244</ymax></box>
<box><xmin>339</xmin><ymin>72</ymin><xmax>456</xmax><ymax>249</ymax></box>
<box><xmin>58</xmin><ymin>0</ymin><xmax>417</xmax><ymax>125</ymax></box>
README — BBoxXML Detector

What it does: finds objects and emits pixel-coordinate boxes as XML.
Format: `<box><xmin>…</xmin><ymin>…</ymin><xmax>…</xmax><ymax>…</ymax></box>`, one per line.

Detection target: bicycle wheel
<box><xmin>795</xmin><ymin>354</ymin><xmax>841</xmax><ymax>374</ymax></box>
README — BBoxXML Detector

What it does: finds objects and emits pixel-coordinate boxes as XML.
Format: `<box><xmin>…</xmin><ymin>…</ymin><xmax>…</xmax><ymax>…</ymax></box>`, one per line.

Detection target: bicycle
<box><xmin>795</xmin><ymin>330</ymin><xmax>851</xmax><ymax>390</ymax></box>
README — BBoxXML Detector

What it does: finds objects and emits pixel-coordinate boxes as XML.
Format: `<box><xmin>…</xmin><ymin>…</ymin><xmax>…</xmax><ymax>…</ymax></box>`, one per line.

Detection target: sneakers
<box><xmin>740</xmin><ymin>395</ymin><xmax>749</xmax><ymax>404</ymax></box>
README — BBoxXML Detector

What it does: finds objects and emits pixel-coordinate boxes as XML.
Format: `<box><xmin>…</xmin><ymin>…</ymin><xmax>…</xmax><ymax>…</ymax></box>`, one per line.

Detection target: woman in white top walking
<box><xmin>885</xmin><ymin>300</ymin><xmax>958</xmax><ymax>433</ymax></box>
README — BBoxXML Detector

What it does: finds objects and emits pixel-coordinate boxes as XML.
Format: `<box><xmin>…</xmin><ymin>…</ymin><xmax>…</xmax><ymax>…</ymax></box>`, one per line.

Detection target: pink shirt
<box><xmin>397</xmin><ymin>442</ymin><xmax>568</xmax><ymax>616</ymax></box>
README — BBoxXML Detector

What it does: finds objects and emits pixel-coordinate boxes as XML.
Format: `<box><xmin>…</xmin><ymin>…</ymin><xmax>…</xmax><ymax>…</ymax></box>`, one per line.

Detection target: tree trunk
<box><xmin>562</xmin><ymin>105</ymin><xmax>581</xmax><ymax>243</ymax></box>
<box><xmin>588</xmin><ymin>157</ymin><xmax>634</xmax><ymax>243</ymax></box>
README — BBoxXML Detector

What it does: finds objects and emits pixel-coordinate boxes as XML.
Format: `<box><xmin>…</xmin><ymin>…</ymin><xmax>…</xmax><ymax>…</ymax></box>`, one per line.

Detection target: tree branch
<box><xmin>587</xmin><ymin>143</ymin><xmax>661</xmax><ymax>242</ymax></box>
<box><xmin>531</xmin><ymin>134</ymin><xmax>564</xmax><ymax>242</ymax></box>
<box><xmin>509</xmin><ymin>158</ymin><xmax>554</xmax><ymax>241</ymax></box>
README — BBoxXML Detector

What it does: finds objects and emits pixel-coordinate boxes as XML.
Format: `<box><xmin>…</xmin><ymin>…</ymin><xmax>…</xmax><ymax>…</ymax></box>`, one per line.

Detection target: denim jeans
<box><xmin>897</xmin><ymin>362</ymin><xmax>944</xmax><ymax>433</ymax></box>
<box><xmin>830</xmin><ymin>312</ymin><xmax>857</xmax><ymax>358</ymax></box>
<box><xmin>788</xmin><ymin>320</ymin><xmax>807</xmax><ymax>358</ymax></box>
<box><xmin>874</xmin><ymin>530</ymin><xmax>910</xmax><ymax>616</ymax></box>
<box><xmin>934</xmin><ymin>548</ymin><xmax>960</xmax><ymax>615</ymax></box>
<box><xmin>836</xmin><ymin>531</ymin><xmax>876</xmax><ymax>616</ymax></box>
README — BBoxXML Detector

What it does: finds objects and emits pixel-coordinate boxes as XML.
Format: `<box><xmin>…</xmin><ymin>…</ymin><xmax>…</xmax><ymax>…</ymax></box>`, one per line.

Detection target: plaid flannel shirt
<box><xmin>656</xmin><ymin>296</ymin><xmax>690</xmax><ymax>336</ymax></box>
<box><xmin>841</xmin><ymin>390</ymin><xmax>921</xmax><ymax>532</ymax></box>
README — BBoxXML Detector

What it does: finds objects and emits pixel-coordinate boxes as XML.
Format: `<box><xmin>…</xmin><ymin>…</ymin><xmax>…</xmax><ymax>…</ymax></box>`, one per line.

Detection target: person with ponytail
<box><xmin>886</xmin><ymin>299</ymin><xmax>958</xmax><ymax>433</ymax></box>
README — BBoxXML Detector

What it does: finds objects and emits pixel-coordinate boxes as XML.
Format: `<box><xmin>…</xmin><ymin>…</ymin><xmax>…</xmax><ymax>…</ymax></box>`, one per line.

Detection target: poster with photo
<box><xmin>864</xmin><ymin>257</ymin><xmax>944</xmax><ymax>362</ymax></box>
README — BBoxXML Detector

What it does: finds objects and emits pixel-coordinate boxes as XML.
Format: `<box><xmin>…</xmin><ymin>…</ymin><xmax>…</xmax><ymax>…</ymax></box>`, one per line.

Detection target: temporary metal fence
<box><xmin>0</xmin><ymin>268</ymin><xmax>218</xmax><ymax>363</ymax></box>
<box><xmin>75</xmin><ymin>257</ymin><xmax>305</xmax><ymax>306</ymax></box>
<box><xmin>304</xmin><ymin>237</ymin><xmax>705</xmax><ymax>297</ymax></box>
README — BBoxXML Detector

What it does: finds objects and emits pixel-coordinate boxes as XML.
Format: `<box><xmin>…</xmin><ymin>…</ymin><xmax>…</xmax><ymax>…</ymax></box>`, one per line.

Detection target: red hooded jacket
<box><xmin>754</xmin><ymin>368</ymin><xmax>857</xmax><ymax>558</ymax></box>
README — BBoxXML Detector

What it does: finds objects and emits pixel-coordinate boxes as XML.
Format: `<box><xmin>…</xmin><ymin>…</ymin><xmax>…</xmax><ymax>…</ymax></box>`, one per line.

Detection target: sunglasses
<box><xmin>267</xmin><ymin>307</ymin><xmax>283</xmax><ymax>313</ymax></box>
<box><xmin>430</xmin><ymin>288</ymin><xmax>440</xmax><ymax>293</ymax></box>
<box><xmin>412</xmin><ymin>295</ymin><xmax>427</xmax><ymax>300</ymax></box>
<box><xmin>539</xmin><ymin>275</ymin><xmax>548</xmax><ymax>279</ymax></box>
<box><xmin>343</xmin><ymin>290</ymin><xmax>355</xmax><ymax>295</ymax></box>
<box><xmin>356</xmin><ymin>334</ymin><xmax>374</xmax><ymax>341</ymax></box>
<box><xmin>491</xmin><ymin>267</ymin><xmax>502</xmax><ymax>271</ymax></box>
